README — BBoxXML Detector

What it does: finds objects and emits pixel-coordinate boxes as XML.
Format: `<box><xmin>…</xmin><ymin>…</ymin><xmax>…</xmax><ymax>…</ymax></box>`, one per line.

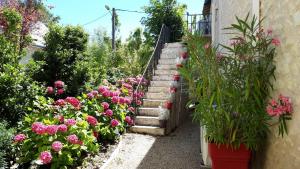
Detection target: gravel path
<box><xmin>104</xmin><ymin>119</ymin><xmax>203</xmax><ymax>169</ymax></box>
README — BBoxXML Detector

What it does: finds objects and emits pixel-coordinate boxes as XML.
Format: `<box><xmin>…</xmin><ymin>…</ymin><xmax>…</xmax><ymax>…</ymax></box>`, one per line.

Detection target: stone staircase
<box><xmin>130</xmin><ymin>42</ymin><xmax>185</xmax><ymax>136</ymax></box>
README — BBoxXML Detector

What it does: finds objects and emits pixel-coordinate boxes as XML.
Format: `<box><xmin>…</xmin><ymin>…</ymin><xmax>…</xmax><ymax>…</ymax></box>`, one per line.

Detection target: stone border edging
<box><xmin>100</xmin><ymin>135</ymin><xmax>123</xmax><ymax>169</ymax></box>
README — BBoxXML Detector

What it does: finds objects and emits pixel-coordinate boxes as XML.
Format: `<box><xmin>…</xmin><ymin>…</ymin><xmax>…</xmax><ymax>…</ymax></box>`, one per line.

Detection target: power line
<box><xmin>82</xmin><ymin>12</ymin><xmax>110</xmax><ymax>26</ymax></box>
<box><xmin>116</xmin><ymin>9</ymin><xmax>145</xmax><ymax>14</ymax></box>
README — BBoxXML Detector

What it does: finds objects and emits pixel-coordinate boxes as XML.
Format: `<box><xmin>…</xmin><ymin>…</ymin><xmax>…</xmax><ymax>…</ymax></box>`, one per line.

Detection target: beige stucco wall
<box><xmin>210</xmin><ymin>0</ymin><xmax>300</xmax><ymax>169</ymax></box>
<box><xmin>259</xmin><ymin>1</ymin><xmax>300</xmax><ymax>169</ymax></box>
<box><xmin>211</xmin><ymin>0</ymin><xmax>252</xmax><ymax>47</ymax></box>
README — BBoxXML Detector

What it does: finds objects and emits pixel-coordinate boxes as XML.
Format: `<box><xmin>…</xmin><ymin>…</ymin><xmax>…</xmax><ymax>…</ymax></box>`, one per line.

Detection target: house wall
<box><xmin>257</xmin><ymin>1</ymin><xmax>300</xmax><ymax>169</ymax></box>
<box><xmin>210</xmin><ymin>0</ymin><xmax>300</xmax><ymax>169</ymax></box>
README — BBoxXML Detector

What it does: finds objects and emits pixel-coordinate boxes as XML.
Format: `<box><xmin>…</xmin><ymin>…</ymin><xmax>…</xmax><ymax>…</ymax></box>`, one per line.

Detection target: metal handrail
<box><xmin>133</xmin><ymin>24</ymin><xmax>170</xmax><ymax>114</ymax></box>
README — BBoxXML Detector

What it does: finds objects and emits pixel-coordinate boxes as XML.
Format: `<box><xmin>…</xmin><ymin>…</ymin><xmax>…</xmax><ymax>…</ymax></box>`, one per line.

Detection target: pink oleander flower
<box><xmin>46</xmin><ymin>86</ymin><xmax>54</xmax><ymax>94</ymax></box>
<box><xmin>87</xmin><ymin>92</ymin><xmax>94</xmax><ymax>99</ymax></box>
<box><xmin>39</xmin><ymin>151</ymin><xmax>52</xmax><ymax>164</ymax></box>
<box><xmin>128</xmin><ymin>107</ymin><xmax>135</xmax><ymax>113</ymax></box>
<box><xmin>125</xmin><ymin>98</ymin><xmax>132</xmax><ymax>104</ymax></box>
<box><xmin>101</xmin><ymin>102</ymin><xmax>110</xmax><ymax>110</ymax></box>
<box><xmin>57</xmin><ymin>88</ymin><xmax>64</xmax><ymax>95</ymax></box>
<box><xmin>271</xmin><ymin>38</ymin><xmax>280</xmax><ymax>46</ymax></box>
<box><xmin>204</xmin><ymin>42</ymin><xmax>210</xmax><ymax>49</ymax></box>
<box><xmin>111</xmin><ymin>96</ymin><xmax>119</xmax><ymax>103</ymax></box>
<box><xmin>136</xmin><ymin>100</ymin><xmax>142</xmax><ymax>106</ymax></box>
<box><xmin>52</xmin><ymin>141</ymin><xmax>63</xmax><ymax>152</ymax></box>
<box><xmin>65</xmin><ymin>119</ymin><xmax>77</xmax><ymax>126</ymax></box>
<box><xmin>125</xmin><ymin>116</ymin><xmax>133</xmax><ymax>125</ymax></box>
<box><xmin>267</xmin><ymin>28</ymin><xmax>273</xmax><ymax>35</ymax></box>
<box><xmin>87</xmin><ymin>115</ymin><xmax>98</xmax><ymax>126</ymax></box>
<box><xmin>14</xmin><ymin>134</ymin><xmax>26</xmax><ymax>142</ymax></box>
<box><xmin>266</xmin><ymin>94</ymin><xmax>293</xmax><ymax>116</ymax></box>
<box><xmin>105</xmin><ymin>109</ymin><xmax>113</xmax><ymax>117</ymax></box>
<box><xmin>91</xmin><ymin>90</ymin><xmax>99</xmax><ymax>96</ymax></box>
<box><xmin>54</xmin><ymin>80</ymin><xmax>64</xmax><ymax>89</ymax></box>
<box><xmin>46</xmin><ymin>125</ymin><xmax>58</xmax><ymax>135</ymax></box>
<box><xmin>57</xmin><ymin>124</ymin><xmax>68</xmax><ymax>132</ymax></box>
<box><xmin>67</xmin><ymin>134</ymin><xmax>79</xmax><ymax>144</ymax></box>
<box><xmin>170</xmin><ymin>87</ymin><xmax>177</xmax><ymax>93</ymax></box>
<box><xmin>113</xmin><ymin>91</ymin><xmax>120</xmax><ymax>96</ymax></box>
<box><xmin>32</xmin><ymin>122</ymin><xmax>47</xmax><ymax>135</ymax></box>
<box><xmin>55</xmin><ymin>99</ymin><xmax>66</xmax><ymax>106</ymax></box>
<box><xmin>98</xmin><ymin>86</ymin><xmax>108</xmax><ymax>93</ymax></box>
<box><xmin>122</xmin><ymin>83</ymin><xmax>132</xmax><ymax>89</ymax></box>
<box><xmin>111</xmin><ymin>119</ymin><xmax>119</xmax><ymax>127</ymax></box>
<box><xmin>65</xmin><ymin>97</ymin><xmax>81</xmax><ymax>109</ymax></box>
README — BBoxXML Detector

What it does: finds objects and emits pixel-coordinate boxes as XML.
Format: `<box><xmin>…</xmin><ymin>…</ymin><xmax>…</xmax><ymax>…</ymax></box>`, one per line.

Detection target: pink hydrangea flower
<box><xmin>46</xmin><ymin>86</ymin><xmax>54</xmax><ymax>94</ymax></box>
<box><xmin>52</xmin><ymin>141</ymin><xmax>63</xmax><ymax>152</ymax></box>
<box><xmin>31</xmin><ymin>122</ymin><xmax>47</xmax><ymax>135</ymax></box>
<box><xmin>54</xmin><ymin>80</ymin><xmax>64</xmax><ymax>89</ymax></box>
<box><xmin>57</xmin><ymin>88</ymin><xmax>64</xmax><ymax>95</ymax></box>
<box><xmin>87</xmin><ymin>115</ymin><xmax>98</xmax><ymax>126</ymax></box>
<box><xmin>14</xmin><ymin>134</ymin><xmax>26</xmax><ymax>142</ymax></box>
<box><xmin>125</xmin><ymin>98</ymin><xmax>132</xmax><ymax>104</ymax></box>
<box><xmin>105</xmin><ymin>109</ymin><xmax>113</xmax><ymax>117</ymax></box>
<box><xmin>128</xmin><ymin>107</ymin><xmax>135</xmax><ymax>113</ymax></box>
<box><xmin>46</xmin><ymin>125</ymin><xmax>58</xmax><ymax>135</ymax></box>
<box><xmin>111</xmin><ymin>119</ymin><xmax>119</xmax><ymax>127</ymax></box>
<box><xmin>91</xmin><ymin>90</ymin><xmax>99</xmax><ymax>96</ymax></box>
<box><xmin>39</xmin><ymin>151</ymin><xmax>52</xmax><ymax>164</ymax></box>
<box><xmin>57</xmin><ymin>124</ymin><xmax>68</xmax><ymax>132</ymax></box>
<box><xmin>101</xmin><ymin>102</ymin><xmax>109</xmax><ymax>110</ymax></box>
<box><xmin>55</xmin><ymin>99</ymin><xmax>66</xmax><ymax>106</ymax></box>
<box><xmin>102</xmin><ymin>90</ymin><xmax>110</xmax><ymax>97</ymax></box>
<box><xmin>67</xmin><ymin>134</ymin><xmax>79</xmax><ymax>144</ymax></box>
<box><xmin>87</xmin><ymin>92</ymin><xmax>94</xmax><ymax>99</ymax></box>
<box><xmin>113</xmin><ymin>91</ymin><xmax>120</xmax><ymax>96</ymax></box>
<box><xmin>119</xmin><ymin>97</ymin><xmax>125</xmax><ymax>104</ymax></box>
<box><xmin>125</xmin><ymin>116</ymin><xmax>133</xmax><ymax>125</ymax></box>
<box><xmin>65</xmin><ymin>119</ymin><xmax>77</xmax><ymax>126</ymax></box>
<box><xmin>271</xmin><ymin>38</ymin><xmax>280</xmax><ymax>46</ymax></box>
<box><xmin>65</xmin><ymin>97</ymin><xmax>81</xmax><ymax>109</ymax></box>
<box><xmin>98</xmin><ymin>86</ymin><xmax>108</xmax><ymax>93</ymax></box>
<box><xmin>111</xmin><ymin>96</ymin><xmax>119</xmax><ymax>103</ymax></box>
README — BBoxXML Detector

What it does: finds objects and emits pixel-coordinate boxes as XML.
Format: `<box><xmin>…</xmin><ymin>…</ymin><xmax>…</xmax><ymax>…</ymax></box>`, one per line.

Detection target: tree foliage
<box><xmin>142</xmin><ymin>0</ymin><xmax>186</xmax><ymax>43</ymax></box>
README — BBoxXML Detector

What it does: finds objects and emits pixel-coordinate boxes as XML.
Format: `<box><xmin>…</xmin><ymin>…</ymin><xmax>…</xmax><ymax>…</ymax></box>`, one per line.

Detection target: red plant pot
<box><xmin>165</xmin><ymin>101</ymin><xmax>173</xmax><ymax>110</ymax></box>
<box><xmin>181</xmin><ymin>52</ymin><xmax>188</xmax><ymax>59</ymax></box>
<box><xmin>173</xmin><ymin>75</ymin><xmax>180</xmax><ymax>81</ymax></box>
<box><xmin>208</xmin><ymin>143</ymin><xmax>251</xmax><ymax>169</ymax></box>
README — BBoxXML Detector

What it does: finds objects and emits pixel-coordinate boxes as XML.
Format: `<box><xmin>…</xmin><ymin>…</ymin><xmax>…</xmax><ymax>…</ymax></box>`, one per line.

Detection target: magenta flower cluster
<box><xmin>266</xmin><ymin>94</ymin><xmax>293</xmax><ymax>116</ymax></box>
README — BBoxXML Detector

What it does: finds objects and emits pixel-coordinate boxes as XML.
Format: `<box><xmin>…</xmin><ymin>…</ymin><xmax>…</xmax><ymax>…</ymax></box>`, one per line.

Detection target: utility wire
<box><xmin>116</xmin><ymin>9</ymin><xmax>145</xmax><ymax>14</ymax></box>
<box><xmin>82</xmin><ymin>12</ymin><xmax>110</xmax><ymax>26</ymax></box>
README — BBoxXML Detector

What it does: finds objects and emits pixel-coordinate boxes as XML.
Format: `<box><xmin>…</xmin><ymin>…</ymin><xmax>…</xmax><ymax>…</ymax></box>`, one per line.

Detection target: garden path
<box><xmin>104</xmin><ymin>118</ymin><xmax>207</xmax><ymax>169</ymax></box>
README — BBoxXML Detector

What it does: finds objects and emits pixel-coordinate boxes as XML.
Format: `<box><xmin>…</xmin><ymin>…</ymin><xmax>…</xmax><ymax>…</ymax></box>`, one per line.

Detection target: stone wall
<box><xmin>258</xmin><ymin>1</ymin><xmax>300</xmax><ymax>169</ymax></box>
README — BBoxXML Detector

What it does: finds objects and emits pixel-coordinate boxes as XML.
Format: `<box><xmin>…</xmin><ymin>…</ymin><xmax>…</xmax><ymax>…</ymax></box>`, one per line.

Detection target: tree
<box><xmin>142</xmin><ymin>0</ymin><xmax>186</xmax><ymax>43</ymax></box>
<box><xmin>32</xmin><ymin>24</ymin><xmax>90</xmax><ymax>96</ymax></box>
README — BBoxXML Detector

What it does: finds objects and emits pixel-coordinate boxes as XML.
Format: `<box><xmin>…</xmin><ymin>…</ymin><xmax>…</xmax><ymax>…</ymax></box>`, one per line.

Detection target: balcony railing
<box><xmin>186</xmin><ymin>13</ymin><xmax>211</xmax><ymax>36</ymax></box>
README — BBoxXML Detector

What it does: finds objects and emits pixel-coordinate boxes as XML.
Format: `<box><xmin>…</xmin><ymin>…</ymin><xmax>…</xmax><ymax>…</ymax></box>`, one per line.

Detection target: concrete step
<box><xmin>164</xmin><ymin>42</ymin><xmax>184</xmax><ymax>48</ymax></box>
<box><xmin>160</xmin><ymin>53</ymin><xmax>178</xmax><ymax>59</ymax></box>
<box><xmin>159</xmin><ymin>59</ymin><xmax>177</xmax><ymax>65</ymax></box>
<box><xmin>157</xmin><ymin>64</ymin><xmax>177</xmax><ymax>70</ymax></box>
<box><xmin>153</xmin><ymin>75</ymin><xmax>173</xmax><ymax>81</ymax></box>
<box><xmin>130</xmin><ymin>126</ymin><xmax>165</xmax><ymax>136</ymax></box>
<box><xmin>148</xmin><ymin>86</ymin><xmax>169</xmax><ymax>93</ymax></box>
<box><xmin>155</xmin><ymin>69</ymin><xmax>177</xmax><ymax>75</ymax></box>
<box><xmin>139</xmin><ymin>107</ymin><xmax>160</xmax><ymax>116</ymax></box>
<box><xmin>135</xmin><ymin>116</ymin><xmax>160</xmax><ymax>126</ymax></box>
<box><xmin>143</xmin><ymin>99</ymin><xmax>166</xmax><ymax>107</ymax></box>
<box><xmin>146</xmin><ymin>92</ymin><xmax>169</xmax><ymax>100</ymax></box>
<box><xmin>151</xmin><ymin>81</ymin><xmax>172</xmax><ymax>87</ymax></box>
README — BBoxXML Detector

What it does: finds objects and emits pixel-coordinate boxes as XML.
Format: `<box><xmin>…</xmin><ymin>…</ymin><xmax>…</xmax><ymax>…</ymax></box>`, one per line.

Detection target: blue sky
<box><xmin>46</xmin><ymin>0</ymin><xmax>204</xmax><ymax>41</ymax></box>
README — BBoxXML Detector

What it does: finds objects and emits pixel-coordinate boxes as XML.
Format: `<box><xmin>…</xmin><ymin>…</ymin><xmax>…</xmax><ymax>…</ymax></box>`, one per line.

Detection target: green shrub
<box><xmin>0</xmin><ymin>121</ymin><xmax>15</xmax><ymax>168</ymax></box>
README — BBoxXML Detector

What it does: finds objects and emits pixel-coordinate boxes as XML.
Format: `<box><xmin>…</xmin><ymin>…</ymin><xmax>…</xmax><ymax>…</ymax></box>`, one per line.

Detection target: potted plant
<box><xmin>181</xmin><ymin>15</ymin><xmax>292</xmax><ymax>169</ymax></box>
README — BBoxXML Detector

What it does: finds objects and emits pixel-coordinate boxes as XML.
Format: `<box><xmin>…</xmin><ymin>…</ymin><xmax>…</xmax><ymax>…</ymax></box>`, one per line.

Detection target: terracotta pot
<box><xmin>208</xmin><ymin>143</ymin><xmax>251</xmax><ymax>169</ymax></box>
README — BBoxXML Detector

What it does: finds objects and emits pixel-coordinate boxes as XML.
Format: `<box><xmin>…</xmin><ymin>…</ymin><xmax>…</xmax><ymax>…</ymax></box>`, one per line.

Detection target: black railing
<box><xmin>133</xmin><ymin>24</ymin><xmax>170</xmax><ymax>114</ymax></box>
<box><xmin>186</xmin><ymin>13</ymin><xmax>211</xmax><ymax>35</ymax></box>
